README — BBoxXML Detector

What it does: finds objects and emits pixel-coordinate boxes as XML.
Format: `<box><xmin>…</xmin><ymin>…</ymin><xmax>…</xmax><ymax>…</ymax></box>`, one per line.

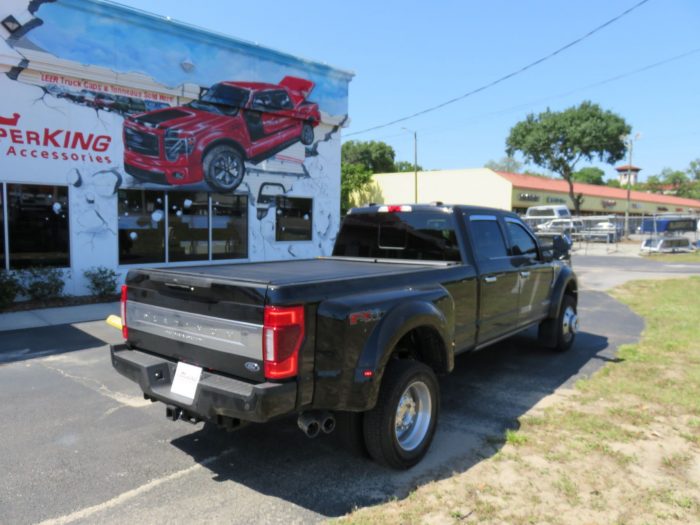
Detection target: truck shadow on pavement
<box><xmin>170</xmin><ymin>291</ymin><xmax>642</xmax><ymax>518</ymax></box>
<box><xmin>0</xmin><ymin>323</ymin><xmax>110</xmax><ymax>364</ymax></box>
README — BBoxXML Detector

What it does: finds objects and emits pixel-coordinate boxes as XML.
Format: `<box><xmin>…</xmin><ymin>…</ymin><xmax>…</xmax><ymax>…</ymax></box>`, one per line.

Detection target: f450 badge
<box><xmin>348</xmin><ymin>309</ymin><xmax>383</xmax><ymax>325</ymax></box>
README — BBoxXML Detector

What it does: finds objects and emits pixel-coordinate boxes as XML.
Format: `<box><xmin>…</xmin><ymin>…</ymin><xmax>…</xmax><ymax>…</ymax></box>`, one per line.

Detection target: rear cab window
<box><xmin>467</xmin><ymin>215</ymin><xmax>508</xmax><ymax>260</ymax></box>
<box><xmin>333</xmin><ymin>209</ymin><xmax>461</xmax><ymax>262</ymax></box>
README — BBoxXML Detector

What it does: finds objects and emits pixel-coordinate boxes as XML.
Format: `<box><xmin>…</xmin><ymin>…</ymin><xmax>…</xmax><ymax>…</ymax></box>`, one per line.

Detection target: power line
<box><xmin>345</xmin><ymin>0</ymin><xmax>652</xmax><ymax>137</ymax></box>
<box><xmin>409</xmin><ymin>46</ymin><xmax>700</xmax><ymax>142</ymax></box>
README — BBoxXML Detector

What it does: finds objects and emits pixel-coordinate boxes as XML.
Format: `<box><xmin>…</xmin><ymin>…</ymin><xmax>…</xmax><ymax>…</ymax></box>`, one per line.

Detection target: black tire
<box><xmin>363</xmin><ymin>359</ymin><xmax>439</xmax><ymax>469</ymax></box>
<box><xmin>553</xmin><ymin>295</ymin><xmax>578</xmax><ymax>352</ymax></box>
<box><xmin>202</xmin><ymin>145</ymin><xmax>245</xmax><ymax>192</ymax></box>
<box><xmin>334</xmin><ymin>411</ymin><xmax>369</xmax><ymax>458</ymax></box>
<box><xmin>300</xmin><ymin>122</ymin><xmax>314</xmax><ymax>145</ymax></box>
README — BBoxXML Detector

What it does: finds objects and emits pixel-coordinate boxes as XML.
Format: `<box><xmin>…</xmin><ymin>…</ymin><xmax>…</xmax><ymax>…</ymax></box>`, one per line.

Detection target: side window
<box><xmin>469</xmin><ymin>217</ymin><xmax>508</xmax><ymax>260</ymax></box>
<box><xmin>506</xmin><ymin>221</ymin><xmax>538</xmax><ymax>257</ymax></box>
<box><xmin>252</xmin><ymin>91</ymin><xmax>273</xmax><ymax>109</ymax></box>
<box><xmin>272</xmin><ymin>91</ymin><xmax>293</xmax><ymax>109</ymax></box>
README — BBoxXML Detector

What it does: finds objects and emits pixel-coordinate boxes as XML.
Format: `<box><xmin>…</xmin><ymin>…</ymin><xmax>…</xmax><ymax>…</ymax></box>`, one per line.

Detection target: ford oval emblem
<box><xmin>244</xmin><ymin>362</ymin><xmax>260</xmax><ymax>372</ymax></box>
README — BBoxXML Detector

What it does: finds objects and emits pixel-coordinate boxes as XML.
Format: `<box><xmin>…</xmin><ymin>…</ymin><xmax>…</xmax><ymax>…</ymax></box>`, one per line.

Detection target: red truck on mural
<box><xmin>122</xmin><ymin>76</ymin><xmax>320</xmax><ymax>192</ymax></box>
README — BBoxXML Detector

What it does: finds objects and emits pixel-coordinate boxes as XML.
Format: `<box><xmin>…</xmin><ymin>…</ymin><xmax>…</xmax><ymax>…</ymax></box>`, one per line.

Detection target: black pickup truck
<box><xmin>111</xmin><ymin>204</ymin><xmax>578</xmax><ymax>469</ymax></box>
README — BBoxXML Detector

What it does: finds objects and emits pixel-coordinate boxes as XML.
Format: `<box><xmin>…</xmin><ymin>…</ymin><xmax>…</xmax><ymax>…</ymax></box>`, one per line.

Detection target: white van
<box><xmin>525</xmin><ymin>205</ymin><xmax>572</xmax><ymax>219</ymax></box>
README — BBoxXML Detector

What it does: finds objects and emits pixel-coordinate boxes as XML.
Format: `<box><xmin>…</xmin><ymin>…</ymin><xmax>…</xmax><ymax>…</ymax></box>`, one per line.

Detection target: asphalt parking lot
<box><xmin>1</xmin><ymin>256</ymin><xmax>698</xmax><ymax>524</ymax></box>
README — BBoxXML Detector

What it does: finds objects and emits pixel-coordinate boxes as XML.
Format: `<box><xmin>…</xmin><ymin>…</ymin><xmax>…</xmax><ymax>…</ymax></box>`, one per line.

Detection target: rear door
<box><xmin>504</xmin><ymin>217</ymin><xmax>554</xmax><ymax>325</ymax></box>
<box><xmin>466</xmin><ymin>214</ymin><xmax>520</xmax><ymax>344</ymax></box>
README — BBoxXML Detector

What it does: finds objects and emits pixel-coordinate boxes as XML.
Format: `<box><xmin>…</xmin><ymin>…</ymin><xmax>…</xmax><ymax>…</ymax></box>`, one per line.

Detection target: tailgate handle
<box><xmin>150</xmin><ymin>274</ymin><xmax>212</xmax><ymax>289</ymax></box>
<box><xmin>164</xmin><ymin>282</ymin><xmax>196</xmax><ymax>291</ymax></box>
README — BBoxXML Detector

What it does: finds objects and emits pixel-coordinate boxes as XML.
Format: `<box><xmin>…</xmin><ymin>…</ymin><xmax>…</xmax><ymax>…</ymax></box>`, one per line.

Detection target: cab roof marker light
<box><xmin>378</xmin><ymin>205</ymin><xmax>412</xmax><ymax>213</ymax></box>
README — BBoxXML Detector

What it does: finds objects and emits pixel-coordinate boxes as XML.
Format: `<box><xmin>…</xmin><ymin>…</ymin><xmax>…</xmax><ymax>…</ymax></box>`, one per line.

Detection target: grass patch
<box><xmin>554</xmin><ymin>474</ymin><xmax>580</xmax><ymax>505</ymax></box>
<box><xmin>641</xmin><ymin>251</ymin><xmax>700</xmax><ymax>264</ymax></box>
<box><xmin>505</xmin><ymin>429</ymin><xmax>528</xmax><ymax>446</ymax></box>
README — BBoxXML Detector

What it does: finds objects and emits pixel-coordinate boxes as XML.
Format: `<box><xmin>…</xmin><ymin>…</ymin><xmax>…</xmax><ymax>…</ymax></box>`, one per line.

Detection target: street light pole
<box><xmin>624</xmin><ymin>140</ymin><xmax>633</xmax><ymax>238</ymax></box>
<box><xmin>402</xmin><ymin>127</ymin><xmax>418</xmax><ymax>203</ymax></box>
<box><xmin>622</xmin><ymin>133</ymin><xmax>640</xmax><ymax>238</ymax></box>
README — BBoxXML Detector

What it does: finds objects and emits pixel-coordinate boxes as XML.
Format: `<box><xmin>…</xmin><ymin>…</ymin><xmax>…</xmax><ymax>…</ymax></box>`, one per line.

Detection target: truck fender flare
<box><xmin>548</xmin><ymin>267</ymin><xmax>578</xmax><ymax>319</ymax></box>
<box><xmin>356</xmin><ymin>299</ymin><xmax>453</xmax><ymax>406</ymax></box>
<box><xmin>202</xmin><ymin>137</ymin><xmax>246</xmax><ymax>161</ymax></box>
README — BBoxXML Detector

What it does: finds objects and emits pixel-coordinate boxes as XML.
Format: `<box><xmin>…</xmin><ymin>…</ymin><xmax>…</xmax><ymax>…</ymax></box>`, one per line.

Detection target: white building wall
<box><xmin>370</xmin><ymin>168</ymin><xmax>513</xmax><ymax>210</ymax></box>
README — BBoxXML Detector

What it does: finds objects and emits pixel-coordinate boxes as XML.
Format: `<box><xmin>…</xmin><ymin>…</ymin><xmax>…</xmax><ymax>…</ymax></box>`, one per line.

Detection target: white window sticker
<box><xmin>170</xmin><ymin>362</ymin><xmax>202</xmax><ymax>401</ymax></box>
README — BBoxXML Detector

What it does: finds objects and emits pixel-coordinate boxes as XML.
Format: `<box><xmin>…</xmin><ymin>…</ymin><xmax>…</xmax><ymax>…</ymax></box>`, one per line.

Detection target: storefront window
<box><xmin>168</xmin><ymin>192</ymin><xmax>209</xmax><ymax>262</ymax></box>
<box><xmin>212</xmin><ymin>194</ymin><xmax>247</xmax><ymax>259</ymax></box>
<box><xmin>118</xmin><ymin>189</ymin><xmax>165</xmax><ymax>265</ymax></box>
<box><xmin>275</xmin><ymin>197</ymin><xmax>312</xmax><ymax>241</ymax></box>
<box><xmin>7</xmin><ymin>184</ymin><xmax>70</xmax><ymax>269</ymax></box>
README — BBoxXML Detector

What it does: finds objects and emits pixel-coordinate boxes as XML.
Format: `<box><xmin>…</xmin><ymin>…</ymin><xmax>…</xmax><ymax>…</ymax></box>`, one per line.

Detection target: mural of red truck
<box><xmin>123</xmin><ymin>76</ymin><xmax>320</xmax><ymax>192</ymax></box>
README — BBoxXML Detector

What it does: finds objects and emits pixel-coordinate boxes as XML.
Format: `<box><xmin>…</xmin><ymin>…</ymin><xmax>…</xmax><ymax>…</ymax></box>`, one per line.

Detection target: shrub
<box><xmin>23</xmin><ymin>267</ymin><xmax>65</xmax><ymax>301</ymax></box>
<box><xmin>83</xmin><ymin>266</ymin><xmax>119</xmax><ymax>297</ymax></box>
<box><xmin>0</xmin><ymin>270</ymin><xmax>22</xmax><ymax>308</ymax></box>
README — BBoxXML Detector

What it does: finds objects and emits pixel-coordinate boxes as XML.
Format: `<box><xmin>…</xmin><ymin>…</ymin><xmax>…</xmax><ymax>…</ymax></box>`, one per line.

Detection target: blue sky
<box><xmin>110</xmin><ymin>1</ymin><xmax>699</xmax><ymax>180</ymax></box>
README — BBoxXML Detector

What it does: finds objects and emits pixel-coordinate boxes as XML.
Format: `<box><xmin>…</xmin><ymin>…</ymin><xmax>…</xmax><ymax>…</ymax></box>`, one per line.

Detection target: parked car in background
<box><xmin>536</xmin><ymin>218</ymin><xmax>584</xmax><ymax>235</ymax></box>
<box><xmin>525</xmin><ymin>205</ymin><xmax>572</xmax><ymax>219</ymax></box>
<box><xmin>641</xmin><ymin>236</ymin><xmax>695</xmax><ymax>254</ymax></box>
<box><xmin>587</xmin><ymin>221</ymin><xmax>619</xmax><ymax>243</ymax></box>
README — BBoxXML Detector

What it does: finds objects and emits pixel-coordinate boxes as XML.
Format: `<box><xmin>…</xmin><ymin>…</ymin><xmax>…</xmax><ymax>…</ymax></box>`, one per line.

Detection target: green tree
<box><xmin>394</xmin><ymin>160</ymin><xmax>423</xmax><ymax>172</ymax></box>
<box><xmin>659</xmin><ymin>167</ymin><xmax>689</xmax><ymax>189</ymax></box>
<box><xmin>341</xmin><ymin>140</ymin><xmax>396</xmax><ymax>173</ymax></box>
<box><xmin>643</xmin><ymin>175</ymin><xmax>664</xmax><ymax>193</ymax></box>
<box><xmin>484</xmin><ymin>156</ymin><xmax>522</xmax><ymax>173</ymax></box>
<box><xmin>340</xmin><ymin>162</ymin><xmax>373</xmax><ymax>214</ymax></box>
<box><xmin>572</xmin><ymin>166</ymin><xmax>605</xmax><ymax>185</ymax></box>
<box><xmin>606</xmin><ymin>179</ymin><xmax>621</xmax><ymax>188</ymax></box>
<box><xmin>506</xmin><ymin>101</ymin><xmax>631</xmax><ymax>214</ymax></box>
<box><xmin>687</xmin><ymin>158</ymin><xmax>700</xmax><ymax>181</ymax></box>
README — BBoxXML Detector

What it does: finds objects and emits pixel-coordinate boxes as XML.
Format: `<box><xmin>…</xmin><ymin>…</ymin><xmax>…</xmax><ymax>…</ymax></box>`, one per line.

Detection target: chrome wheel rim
<box><xmin>562</xmin><ymin>305</ymin><xmax>578</xmax><ymax>343</ymax></box>
<box><xmin>212</xmin><ymin>153</ymin><xmax>242</xmax><ymax>188</ymax></box>
<box><xmin>394</xmin><ymin>380</ymin><xmax>432</xmax><ymax>451</ymax></box>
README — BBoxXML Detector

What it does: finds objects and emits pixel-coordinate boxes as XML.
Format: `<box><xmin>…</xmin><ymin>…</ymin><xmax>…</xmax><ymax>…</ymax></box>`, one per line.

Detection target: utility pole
<box><xmin>622</xmin><ymin>133</ymin><xmax>640</xmax><ymax>238</ymax></box>
<box><xmin>402</xmin><ymin>127</ymin><xmax>418</xmax><ymax>203</ymax></box>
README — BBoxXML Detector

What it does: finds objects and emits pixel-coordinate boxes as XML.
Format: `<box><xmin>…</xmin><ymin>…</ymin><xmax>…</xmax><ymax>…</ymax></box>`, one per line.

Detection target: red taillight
<box><xmin>263</xmin><ymin>305</ymin><xmax>305</xmax><ymax>380</ymax></box>
<box><xmin>120</xmin><ymin>285</ymin><xmax>128</xmax><ymax>339</ymax></box>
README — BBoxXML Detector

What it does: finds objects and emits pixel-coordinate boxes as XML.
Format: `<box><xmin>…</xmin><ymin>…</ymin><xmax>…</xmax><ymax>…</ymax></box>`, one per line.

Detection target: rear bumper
<box><xmin>110</xmin><ymin>344</ymin><xmax>297</xmax><ymax>423</ymax></box>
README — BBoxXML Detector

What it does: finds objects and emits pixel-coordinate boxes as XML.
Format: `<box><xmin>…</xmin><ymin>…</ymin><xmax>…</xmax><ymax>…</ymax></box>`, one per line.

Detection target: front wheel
<box><xmin>363</xmin><ymin>360</ymin><xmax>439</xmax><ymax>469</ymax></box>
<box><xmin>300</xmin><ymin>122</ymin><xmax>314</xmax><ymax>145</ymax></box>
<box><xmin>202</xmin><ymin>145</ymin><xmax>245</xmax><ymax>192</ymax></box>
<box><xmin>554</xmin><ymin>295</ymin><xmax>578</xmax><ymax>352</ymax></box>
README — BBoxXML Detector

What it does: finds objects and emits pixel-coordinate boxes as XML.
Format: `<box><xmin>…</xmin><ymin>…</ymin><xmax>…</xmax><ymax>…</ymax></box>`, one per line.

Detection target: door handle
<box><xmin>484</xmin><ymin>276</ymin><xmax>498</xmax><ymax>283</ymax></box>
<box><xmin>520</xmin><ymin>271</ymin><xmax>530</xmax><ymax>278</ymax></box>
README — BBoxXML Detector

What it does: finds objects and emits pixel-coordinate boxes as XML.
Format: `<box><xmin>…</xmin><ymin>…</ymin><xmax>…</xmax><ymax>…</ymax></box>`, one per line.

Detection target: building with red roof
<box><xmin>367</xmin><ymin>168</ymin><xmax>700</xmax><ymax>216</ymax></box>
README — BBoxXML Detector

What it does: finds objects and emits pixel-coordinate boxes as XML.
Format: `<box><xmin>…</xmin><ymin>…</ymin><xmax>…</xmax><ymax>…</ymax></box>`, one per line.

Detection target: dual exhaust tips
<box><xmin>297</xmin><ymin>411</ymin><xmax>335</xmax><ymax>438</ymax></box>
<box><xmin>165</xmin><ymin>404</ymin><xmax>335</xmax><ymax>438</ymax></box>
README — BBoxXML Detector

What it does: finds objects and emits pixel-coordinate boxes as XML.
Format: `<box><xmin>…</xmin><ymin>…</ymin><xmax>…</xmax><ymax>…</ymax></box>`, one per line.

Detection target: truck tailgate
<box><xmin>124</xmin><ymin>268</ymin><xmax>267</xmax><ymax>382</ymax></box>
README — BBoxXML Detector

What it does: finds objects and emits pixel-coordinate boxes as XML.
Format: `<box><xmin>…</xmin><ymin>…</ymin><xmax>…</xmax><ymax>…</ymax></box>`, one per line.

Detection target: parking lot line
<box><xmin>37</xmin><ymin>446</ymin><xmax>238</xmax><ymax>525</ymax></box>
